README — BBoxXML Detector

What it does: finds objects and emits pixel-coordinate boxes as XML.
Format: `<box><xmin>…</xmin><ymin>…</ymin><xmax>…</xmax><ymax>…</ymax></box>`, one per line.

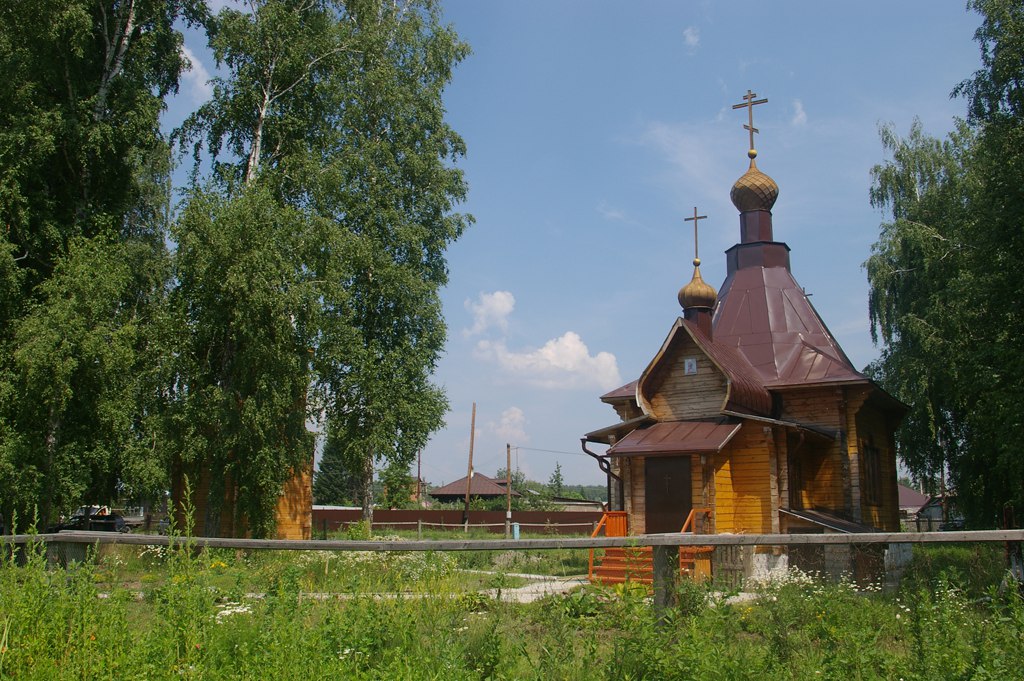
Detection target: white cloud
<box><xmin>491</xmin><ymin>407</ymin><xmax>529</xmax><ymax>444</ymax></box>
<box><xmin>597</xmin><ymin>200</ymin><xmax>627</xmax><ymax>222</ymax></box>
<box><xmin>682</xmin><ymin>26</ymin><xmax>700</xmax><ymax>52</ymax></box>
<box><xmin>463</xmin><ymin>290</ymin><xmax>515</xmax><ymax>337</ymax></box>
<box><xmin>636</xmin><ymin>121</ymin><xmax>738</xmax><ymax>234</ymax></box>
<box><xmin>475</xmin><ymin>332</ymin><xmax>621</xmax><ymax>390</ymax></box>
<box><xmin>180</xmin><ymin>45</ymin><xmax>213</xmax><ymax>104</ymax></box>
<box><xmin>792</xmin><ymin>99</ymin><xmax>808</xmax><ymax>126</ymax></box>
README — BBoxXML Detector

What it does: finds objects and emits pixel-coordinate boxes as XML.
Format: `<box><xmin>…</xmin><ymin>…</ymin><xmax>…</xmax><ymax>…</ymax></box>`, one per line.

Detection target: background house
<box><xmin>428</xmin><ymin>473</ymin><xmax>520</xmax><ymax>505</ymax></box>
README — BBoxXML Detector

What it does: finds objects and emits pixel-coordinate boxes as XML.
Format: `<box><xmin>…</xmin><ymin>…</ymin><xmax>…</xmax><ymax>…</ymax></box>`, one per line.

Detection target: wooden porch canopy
<box><xmin>606</xmin><ymin>420</ymin><xmax>742</xmax><ymax>458</ymax></box>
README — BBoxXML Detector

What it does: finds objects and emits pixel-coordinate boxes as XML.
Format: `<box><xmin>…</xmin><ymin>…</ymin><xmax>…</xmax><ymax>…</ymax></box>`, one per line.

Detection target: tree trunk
<box><xmin>42</xmin><ymin>406</ymin><xmax>62</xmax><ymax>528</ymax></box>
<box><xmin>94</xmin><ymin>0</ymin><xmax>136</xmax><ymax>122</ymax></box>
<box><xmin>245</xmin><ymin>83</ymin><xmax>273</xmax><ymax>185</ymax></box>
<box><xmin>360</xmin><ymin>451</ymin><xmax>374</xmax><ymax>524</ymax></box>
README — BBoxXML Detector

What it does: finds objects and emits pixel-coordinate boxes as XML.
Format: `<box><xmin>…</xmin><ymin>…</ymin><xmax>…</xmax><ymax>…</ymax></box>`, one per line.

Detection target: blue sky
<box><xmin>169</xmin><ymin>1</ymin><xmax>984</xmax><ymax>488</ymax></box>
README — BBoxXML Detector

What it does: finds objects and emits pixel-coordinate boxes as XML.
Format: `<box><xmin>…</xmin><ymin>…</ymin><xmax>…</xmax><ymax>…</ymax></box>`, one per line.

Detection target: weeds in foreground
<box><xmin>1</xmin><ymin>538</ymin><xmax>1022</xmax><ymax>679</ymax></box>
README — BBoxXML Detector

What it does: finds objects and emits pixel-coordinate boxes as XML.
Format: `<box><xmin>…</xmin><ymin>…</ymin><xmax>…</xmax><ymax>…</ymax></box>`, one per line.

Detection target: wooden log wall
<box><xmin>779</xmin><ymin>387</ymin><xmax>848</xmax><ymax>517</ymax></box>
<box><xmin>644</xmin><ymin>339</ymin><xmax>727</xmax><ymax>421</ymax></box>
<box><xmin>853</xmin><ymin>398</ymin><xmax>901</xmax><ymax>531</ymax></box>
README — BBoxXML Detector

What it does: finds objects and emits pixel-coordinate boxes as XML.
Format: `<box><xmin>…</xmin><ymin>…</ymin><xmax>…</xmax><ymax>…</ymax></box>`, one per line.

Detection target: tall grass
<box><xmin>1</xmin><ymin>537</ymin><xmax>1022</xmax><ymax>680</ymax></box>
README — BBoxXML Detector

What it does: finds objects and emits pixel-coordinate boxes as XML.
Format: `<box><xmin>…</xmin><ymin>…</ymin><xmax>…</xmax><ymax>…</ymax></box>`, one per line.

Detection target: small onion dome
<box><xmin>730</xmin><ymin>155</ymin><xmax>779</xmax><ymax>213</ymax></box>
<box><xmin>678</xmin><ymin>258</ymin><xmax>717</xmax><ymax>309</ymax></box>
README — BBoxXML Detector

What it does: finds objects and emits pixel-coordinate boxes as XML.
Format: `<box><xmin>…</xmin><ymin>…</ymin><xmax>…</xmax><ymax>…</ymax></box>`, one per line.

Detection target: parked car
<box><xmin>48</xmin><ymin>513</ymin><xmax>130</xmax><ymax>533</ymax></box>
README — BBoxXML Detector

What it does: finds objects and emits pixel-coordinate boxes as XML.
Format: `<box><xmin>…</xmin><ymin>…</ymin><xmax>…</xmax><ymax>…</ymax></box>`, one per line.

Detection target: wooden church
<box><xmin>584</xmin><ymin>91</ymin><xmax>904</xmax><ymax>581</ymax></box>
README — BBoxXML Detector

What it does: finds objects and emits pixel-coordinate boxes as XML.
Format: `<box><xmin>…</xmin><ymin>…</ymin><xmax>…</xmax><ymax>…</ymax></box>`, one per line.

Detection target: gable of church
<box><xmin>638</xmin><ymin>330</ymin><xmax>728</xmax><ymax>421</ymax></box>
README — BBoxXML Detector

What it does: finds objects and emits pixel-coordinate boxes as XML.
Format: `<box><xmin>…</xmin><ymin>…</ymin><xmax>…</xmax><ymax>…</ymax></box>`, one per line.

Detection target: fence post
<box><xmin>47</xmin><ymin>540</ymin><xmax>88</xmax><ymax>568</ymax></box>
<box><xmin>652</xmin><ymin>544</ymin><xmax>678</xmax><ymax>622</ymax></box>
<box><xmin>417</xmin><ymin>518</ymin><xmax>423</xmax><ymax>540</ymax></box>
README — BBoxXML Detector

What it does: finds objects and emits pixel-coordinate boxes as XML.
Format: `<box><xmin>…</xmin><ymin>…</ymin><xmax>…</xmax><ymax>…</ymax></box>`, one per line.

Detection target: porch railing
<box><xmin>588</xmin><ymin>511</ymin><xmax>628</xmax><ymax>579</ymax></box>
<box><xmin>679</xmin><ymin>507</ymin><xmax>713</xmax><ymax>581</ymax></box>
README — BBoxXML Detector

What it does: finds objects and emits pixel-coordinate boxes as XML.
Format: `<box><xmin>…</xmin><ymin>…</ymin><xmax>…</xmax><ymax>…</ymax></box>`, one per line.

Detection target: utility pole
<box><xmin>416</xmin><ymin>449</ymin><xmax>422</xmax><ymax>506</ymax></box>
<box><xmin>462</xmin><ymin>402</ymin><xmax>476</xmax><ymax>525</ymax></box>
<box><xmin>505</xmin><ymin>443</ymin><xmax>512</xmax><ymax>538</ymax></box>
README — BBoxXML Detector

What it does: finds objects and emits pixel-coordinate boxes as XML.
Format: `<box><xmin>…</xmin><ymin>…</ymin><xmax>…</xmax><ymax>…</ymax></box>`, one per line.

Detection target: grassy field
<box><xmin>1</xmin><ymin>535</ymin><xmax>1021</xmax><ymax>680</ymax></box>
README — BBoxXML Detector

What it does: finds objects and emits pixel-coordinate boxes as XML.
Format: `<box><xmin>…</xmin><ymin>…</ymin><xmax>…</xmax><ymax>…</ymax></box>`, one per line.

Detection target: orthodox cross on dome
<box><xmin>684</xmin><ymin>206</ymin><xmax>707</xmax><ymax>263</ymax></box>
<box><xmin>732</xmin><ymin>89</ymin><xmax>768</xmax><ymax>158</ymax></box>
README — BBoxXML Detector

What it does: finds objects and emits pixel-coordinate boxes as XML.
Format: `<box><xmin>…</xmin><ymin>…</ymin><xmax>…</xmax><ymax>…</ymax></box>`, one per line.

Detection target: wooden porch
<box><xmin>588</xmin><ymin>509</ymin><xmax>713</xmax><ymax>585</ymax></box>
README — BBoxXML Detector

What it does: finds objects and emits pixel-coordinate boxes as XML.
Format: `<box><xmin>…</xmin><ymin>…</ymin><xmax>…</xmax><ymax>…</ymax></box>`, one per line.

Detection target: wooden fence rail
<box><xmin>4</xmin><ymin>529</ymin><xmax>1022</xmax><ymax>551</ymax></box>
<box><xmin>5</xmin><ymin>530</ymin><xmax>1022</xmax><ymax>616</ymax></box>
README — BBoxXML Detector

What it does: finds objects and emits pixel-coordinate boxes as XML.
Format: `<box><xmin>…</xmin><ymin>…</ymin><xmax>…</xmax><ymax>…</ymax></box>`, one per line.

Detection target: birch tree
<box><xmin>173</xmin><ymin>0</ymin><xmax>469</xmax><ymax>534</ymax></box>
<box><xmin>0</xmin><ymin>0</ymin><xmax>200</xmax><ymax>529</ymax></box>
<box><xmin>867</xmin><ymin>0</ymin><xmax>1024</xmax><ymax>526</ymax></box>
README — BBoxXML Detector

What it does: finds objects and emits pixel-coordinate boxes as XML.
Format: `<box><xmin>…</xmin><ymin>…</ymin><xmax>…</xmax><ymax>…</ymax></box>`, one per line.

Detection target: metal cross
<box><xmin>684</xmin><ymin>207</ymin><xmax>707</xmax><ymax>260</ymax></box>
<box><xmin>732</xmin><ymin>89</ymin><xmax>768</xmax><ymax>152</ymax></box>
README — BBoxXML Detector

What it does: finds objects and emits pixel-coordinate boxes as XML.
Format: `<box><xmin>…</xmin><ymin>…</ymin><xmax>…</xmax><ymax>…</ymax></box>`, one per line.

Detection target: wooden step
<box><xmin>590</xmin><ymin>546</ymin><xmax>714</xmax><ymax>585</ymax></box>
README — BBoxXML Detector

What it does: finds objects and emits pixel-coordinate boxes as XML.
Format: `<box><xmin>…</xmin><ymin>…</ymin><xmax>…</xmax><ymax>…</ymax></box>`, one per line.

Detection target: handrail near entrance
<box><xmin>679</xmin><ymin>507</ymin><xmax>713</xmax><ymax>581</ymax></box>
<box><xmin>679</xmin><ymin>507</ymin><xmax>712</xmax><ymax>534</ymax></box>
<box><xmin>588</xmin><ymin>511</ymin><xmax>629</xmax><ymax>580</ymax></box>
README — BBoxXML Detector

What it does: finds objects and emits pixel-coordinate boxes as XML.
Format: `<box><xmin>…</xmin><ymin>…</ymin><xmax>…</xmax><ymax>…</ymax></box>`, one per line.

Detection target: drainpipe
<box><xmin>581</xmin><ymin>438</ymin><xmax>624</xmax><ymax>511</ymax></box>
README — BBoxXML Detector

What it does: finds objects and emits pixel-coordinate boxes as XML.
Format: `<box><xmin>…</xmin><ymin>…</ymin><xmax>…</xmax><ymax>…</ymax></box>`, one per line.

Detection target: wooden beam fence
<box><xmin>4</xmin><ymin>528</ymin><xmax>1022</xmax><ymax>551</ymax></box>
<box><xmin>5</xmin><ymin>530</ymin><xmax>1022</xmax><ymax>618</ymax></box>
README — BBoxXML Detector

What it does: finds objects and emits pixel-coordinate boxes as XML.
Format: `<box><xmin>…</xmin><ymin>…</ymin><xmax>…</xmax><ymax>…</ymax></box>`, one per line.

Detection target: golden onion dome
<box><xmin>730</xmin><ymin>154</ymin><xmax>779</xmax><ymax>213</ymax></box>
<box><xmin>678</xmin><ymin>258</ymin><xmax>717</xmax><ymax>309</ymax></box>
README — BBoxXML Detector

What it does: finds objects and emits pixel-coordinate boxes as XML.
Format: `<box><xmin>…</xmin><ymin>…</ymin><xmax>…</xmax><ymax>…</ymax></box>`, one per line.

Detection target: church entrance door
<box><xmin>644</xmin><ymin>456</ymin><xmax>692</xmax><ymax>534</ymax></box>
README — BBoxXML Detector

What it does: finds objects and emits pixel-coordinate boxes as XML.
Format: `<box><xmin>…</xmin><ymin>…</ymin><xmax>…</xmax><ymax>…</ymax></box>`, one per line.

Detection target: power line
<box><xmin>511</xmin><ymin>445</ymin><xmax>588</xmax><ymax>457</ymax></box>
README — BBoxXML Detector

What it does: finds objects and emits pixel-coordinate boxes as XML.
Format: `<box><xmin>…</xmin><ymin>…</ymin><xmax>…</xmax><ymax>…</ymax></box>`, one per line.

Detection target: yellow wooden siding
<box><xmin>275</xmin><ymin>461</ymin><xmax>313</xmax><ymax>539</ymax></box>
<box><xmin>713</xmin><ymin>425</ymin><xmax>772</xmax><ymax>533</ymax></box>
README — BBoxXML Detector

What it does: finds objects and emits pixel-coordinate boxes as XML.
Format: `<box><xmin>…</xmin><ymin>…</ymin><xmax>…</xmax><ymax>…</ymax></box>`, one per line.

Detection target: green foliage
<box><xmin>0</xmin><ymin>1</ymin><xmax>198</xmax><ymax>530</ymax></box>
<box><xmin>379</xmin><ymin>461</ymin><xmax>415</xmax><ymax>509</ymax></box>
<box><xmin>900</xmin><ymin>543</ymin><xmax>1008</xmax><ymax>599</ymax></box>
<box><xmin>2</xmin><ymin>540</ymin><xmax>1024</xmax><ymax>679</ymax></box>
<box><xmin>4</xmin><ymin>236</ymin><xmax>170</xmax><ymax>526</ymax></box>
<box><xmin>866</xmin><ymin>1</ymin><xmax>1024</xmax><ymax>525</ymax></box>
<box><xmin>170</xmin><ymin>184</ymin><xmax>318</xmax><ymax>537</ymax></box>
<box><xmin>865</xmin><ymin>120</ymin><xmax>976</xmax><ymax>498</ymax></box>
<box><xmin>547</xmin><ymin>461</ymin><xmax>564</xmax><ymax>497</ymax></box>
<box><xmin>174</xmin><ymin>0</ymin><xmax>470</xmax><ymax>532</ymax></box>
<box><xmin>313</xmin><ymin>428</ymin><xmax>364</xmax><ymax>506</ymax></box>
<box><xmin>954</xmin><ymin>0</ymin><xmax>1024</xmax><ymax>123</ymax></box>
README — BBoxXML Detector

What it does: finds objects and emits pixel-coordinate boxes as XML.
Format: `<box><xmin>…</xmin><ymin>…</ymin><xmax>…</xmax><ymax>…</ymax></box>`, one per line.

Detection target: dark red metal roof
<box><xmin>898</xmin><ymin>484</ymin><xmax>930</xmax><ymax>511</ymax></box>
<box><xmin>636</xmin><ymin>318</ymin><xmax>773</xmax><ymax>418</ymax></box>
<box><xmin>600</xmin><ymin>380</ymin><xmax>638</xmax><ymax>403</ymax></box>
<box><xmin>608</xmin><ymin>420</ymin><xmax>742</xmax><ymax>457</ymax></box>
<box><xmin>713</xmin><ymin>265</ymin><xmax>864</xmax><ymax>386</ymax></box>
<box><xmin>679</xmin><ymin>319</ymin><xmax>774</xmax><ymax>416</ymax></box>
<box><xmin>429</xmin><ymin>473</ymin><xmax>520</xmax><ymax>498</ymax></box>
<box><xmin>584</xmin><ymin>414</ymin><xmax>654</xmax><ymax>444</ymax></box>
